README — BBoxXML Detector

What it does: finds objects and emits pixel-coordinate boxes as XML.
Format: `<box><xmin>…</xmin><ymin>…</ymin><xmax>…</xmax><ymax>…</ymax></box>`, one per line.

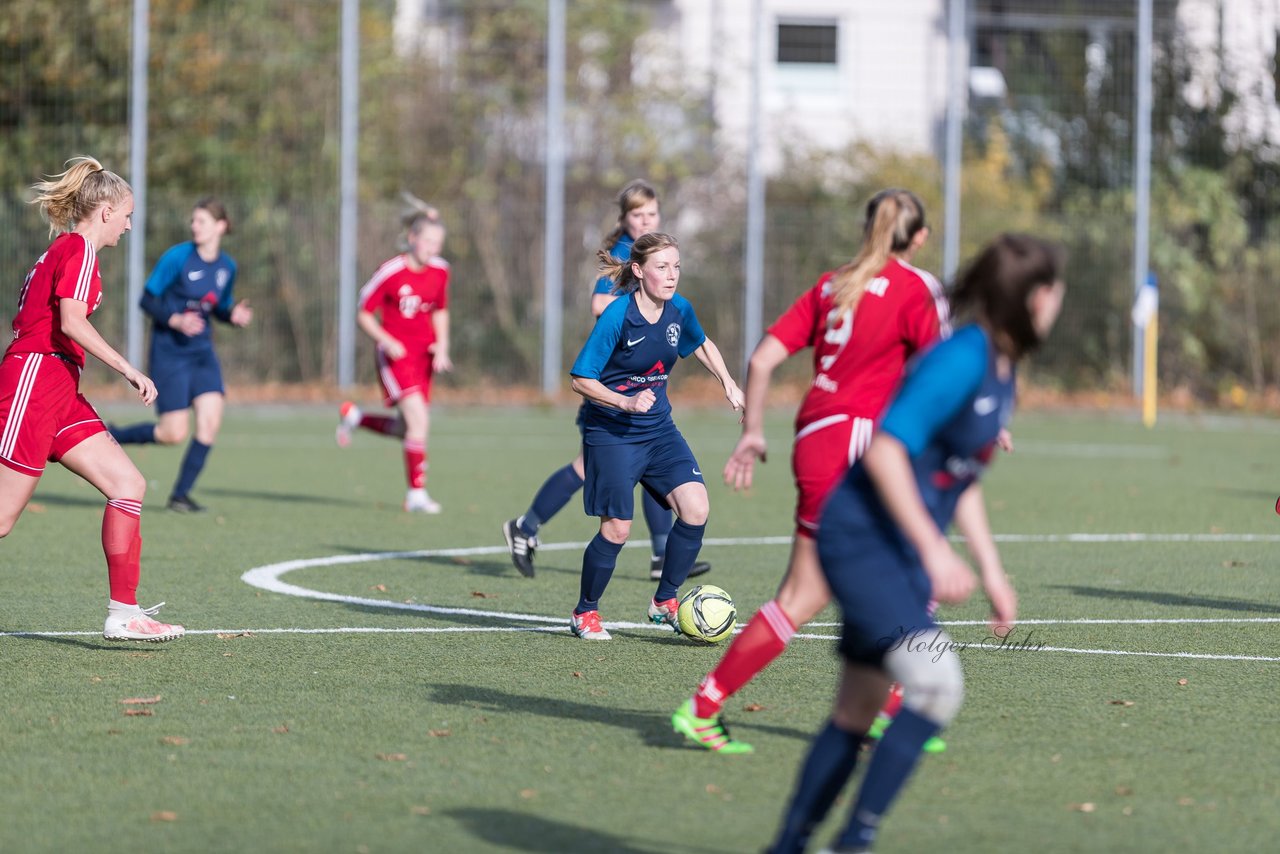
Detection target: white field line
<box><xmin>5</xmin><ymin>534</ymin><xmax>1278</xmax><ymax>664</ymax></box>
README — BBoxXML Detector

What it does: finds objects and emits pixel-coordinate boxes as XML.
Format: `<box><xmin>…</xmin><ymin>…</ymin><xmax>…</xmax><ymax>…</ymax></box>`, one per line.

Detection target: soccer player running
<box><xmin>673</xmin><ymin>188</ymin><xmax>948</xmax><ymax>754</ymax></box>
<box><xmin>502</xmin><ymin>180</ymin><xmax>711</xmax><ymax>581</ymax></box>
<box><xmin>567</xmin><ymin>232</ymin><xmax>743</xmax><ymax>640</ymax></box>
<box><xmin>768</xmin><ymin>234</ymin><xmax>1065</xmax><ymax>854</ymax></box>
<box><xmin>0</xmin><ymin>156</ymin><xmax>184</xmax><ymax>642</ymax></box>
<box><xmin>337</xmin><ymin>197</ymin><xmax>452</xmax><ymax>513</ymax></box>
<box><xmin>110</xmin><ymin>197</ymin><xmax>252</xmax><ymax>512</ymax></box>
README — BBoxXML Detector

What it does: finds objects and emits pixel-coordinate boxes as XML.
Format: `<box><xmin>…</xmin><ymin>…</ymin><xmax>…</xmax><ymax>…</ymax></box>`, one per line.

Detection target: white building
<box><xmin>648</xmin><ymin>0</ymin><xmax>952</xmax><ymax>170</ymax></box>
<box><xmin>1178</xmin><ymin>0</ymin><xmax>1280</xmax><ymax>152</ymax></box>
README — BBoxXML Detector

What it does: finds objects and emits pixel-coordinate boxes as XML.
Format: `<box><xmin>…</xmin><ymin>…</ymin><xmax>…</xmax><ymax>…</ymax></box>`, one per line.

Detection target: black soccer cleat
<box><xmin>167</xmin><ymin>494</ymin><xmax>206</xmax><ymax>514</ymax></box>
<box><xmin>502</xmin><ymin>518</ymin><xmax>538</xmax><ymax>578</ymax></box>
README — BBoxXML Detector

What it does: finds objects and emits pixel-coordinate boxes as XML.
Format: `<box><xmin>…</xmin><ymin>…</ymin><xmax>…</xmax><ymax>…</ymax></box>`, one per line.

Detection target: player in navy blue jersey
<box><xmin>503</xmin><ymin>180</ymin><xmax>711</xmax><ymax>581</ymax></box>
<box><xmin>566</xmin><ymin>232</ymin><xmax>743</xmax><ymax>640</ymax></box>
<box><xmin>769</xmin><ymin>234</ymin><xmax>1065</xmax><ymax>853</ymax></box>
<box><xmin>110</xmin><ymin>198</ymin><xmax>251</xmax><ymax>512</ymax></box>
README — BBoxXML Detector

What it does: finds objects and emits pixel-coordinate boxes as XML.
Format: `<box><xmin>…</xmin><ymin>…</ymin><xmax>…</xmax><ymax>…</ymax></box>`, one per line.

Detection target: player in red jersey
<box><xmin>337</xmin><ymin>196</ymin><xmax>452</xmax><ymax>513</ymax></box>
<box><xmin>672</xmin><ymin>188</ymin><xmax>944</xmax><ymax>751</ymax></box>
<box><xmin>0</xmin><ymin>156</ymin><xmax>183</xmax><ymax>642</ymax></box>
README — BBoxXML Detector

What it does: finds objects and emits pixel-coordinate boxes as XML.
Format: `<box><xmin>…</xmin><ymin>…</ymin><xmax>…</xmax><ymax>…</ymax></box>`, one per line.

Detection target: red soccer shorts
<box><xmin>375</xmin><ymin>346</ymin><xmax>435</xmax><ymax>407</ymax></box>
<box><xmin>0</xmin><ymin>353</ymin><xmax>105</xmax><ymax>476</ymax></box>
<box><xmin>791</xmin><ymin>414</ymin><xmax>876</xmax><ymax>539</ymax></box>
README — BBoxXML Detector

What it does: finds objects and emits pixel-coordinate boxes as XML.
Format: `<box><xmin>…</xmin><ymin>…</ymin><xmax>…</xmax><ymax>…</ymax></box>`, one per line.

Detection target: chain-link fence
<box><xmin>2</xmin><ymin>0</ymin><xmax>1276</xmax><ymax>402</ymax></box>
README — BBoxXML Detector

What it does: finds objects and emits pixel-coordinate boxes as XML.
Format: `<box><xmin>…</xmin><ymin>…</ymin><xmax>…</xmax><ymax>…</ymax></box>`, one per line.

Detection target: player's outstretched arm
<box><xmin>723</xmin><ymin>334</ymin><xmax>789</xmax><ymax>491</ymax></box>
<box><xmin>953</xmin><ymin>483</ymin><xmax>1017</xmax><ymax>632</ymax></box>
<box><xmin>59</xmin><ymin>298</ymin><xmax>156</xmax><ymax>405</ymax></box>
<box><xmin>863</xmin><ymin>433</ymin><xmax>976</xmax><ymax>604</ymax></box>
<box><xmin>692</xmin><ymin>338</ymin><xmax>744</xmax><ymax>414</ymax></box>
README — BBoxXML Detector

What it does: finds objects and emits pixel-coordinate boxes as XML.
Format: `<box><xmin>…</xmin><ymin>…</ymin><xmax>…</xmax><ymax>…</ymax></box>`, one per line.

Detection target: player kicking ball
<box><xmin>567</xmin><ymin>232</ymin><xmax>742</xmax><ymax>640</ymax></box>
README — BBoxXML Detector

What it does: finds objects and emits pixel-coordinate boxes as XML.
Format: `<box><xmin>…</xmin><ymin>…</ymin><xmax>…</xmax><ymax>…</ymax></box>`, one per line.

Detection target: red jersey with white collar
<box><xmin>7</xmin><ymin>233</ymin><xmax>103</xmax><ymax>367</ymax></box>
<box><xmin>767</xmin><ymin>257</ymin><xmax>949</xmax><ymax>430</ymax></box>
<box><xmin>358</xmin><ymin>254</ymin><xmax>449</xmax><ymax>353</ymax></box>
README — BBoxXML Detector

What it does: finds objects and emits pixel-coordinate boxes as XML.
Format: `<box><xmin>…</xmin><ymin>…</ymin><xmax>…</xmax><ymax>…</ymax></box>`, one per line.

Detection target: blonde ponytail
<box><xmin>827</xmin><ymin>189</ymin><xmax>926</xmax><ymax>326</ymax></box>
<box><xmin>30</xmin><ymin>156</ymin><xmax>132</xmax><ymax>238</ymax></box>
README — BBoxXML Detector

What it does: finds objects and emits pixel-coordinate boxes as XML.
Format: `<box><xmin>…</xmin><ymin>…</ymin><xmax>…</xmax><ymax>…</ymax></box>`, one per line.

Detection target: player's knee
<box><xmin>154</xmin><ymin>421</ymin><xmax>187</xmax><ymax>445</ymax></box>
<box><xmin>680</xmin><ymin>504</ymin><xmax>709</xmax><ymax>526</ymax></box>
<box><xmin>600</xmin><ymin>518</ymin><xmax>631</xmax><ymax>543</ymax></box>
<box><xmin>111</xmin><ymin>469</ymin><xmax>147</xmax><ymax>501</ymax></box>
<box><xmin>0</xmin><ymin>516</ymin><xmax>14</xmax><ymax>538</ymax></box>
<box><xmin>884</xmin><ymin>631</ymin><xmax>965</xmax><ymax>726</ymax></box>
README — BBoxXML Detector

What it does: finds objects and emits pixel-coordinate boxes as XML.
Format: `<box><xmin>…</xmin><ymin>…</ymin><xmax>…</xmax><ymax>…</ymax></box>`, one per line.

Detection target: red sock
<box><xmin>359</xmin><ymin>414</ymin><xmax>400</xmax><ymax>436</ymax></box>
<box><xmin>692</xmin><ymin>599</ymin><xmax>795</xmax><ymax>718</ymax></box>
<box><xmin>403</xmin><ymin>440</ymin><xmax>426</xmax><ymax>489</ymax></box>
<box><xmin>880</xmin><ymin>682</ymin><xmax>905</xmax><ymax>719</ymax></box>
<box><xmin>103</xmin><ymin>499</ymin><xmax>142</xmax><ymax>605</ymax></box>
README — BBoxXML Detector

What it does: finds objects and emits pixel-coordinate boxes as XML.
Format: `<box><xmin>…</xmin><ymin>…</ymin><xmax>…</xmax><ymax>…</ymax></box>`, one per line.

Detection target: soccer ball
<box><xmin>677</xmin><ymin>584</ymin><xmax>737</xmax><ymax>643</ymax></box>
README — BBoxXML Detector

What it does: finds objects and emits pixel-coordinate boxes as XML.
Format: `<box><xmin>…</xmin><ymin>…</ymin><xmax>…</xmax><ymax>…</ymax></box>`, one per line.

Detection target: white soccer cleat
<box><xmin>336</xmin><ymin>400</ymin><xmax>362</xmax><ymax>448</ymax></box>
<box><xmin>569</xmin><ymin>610</ymin><xmax>611</xmax><ymax>640</ymax></box>
<box><xmin>404</xmin><ymin>488</ymin><xmax>442</xmax><ymax>514</ymax></box>
<box><xmin>104</xmin><ymin>603</ymin><xmax>185</xmax><ymax>643</ymax></box>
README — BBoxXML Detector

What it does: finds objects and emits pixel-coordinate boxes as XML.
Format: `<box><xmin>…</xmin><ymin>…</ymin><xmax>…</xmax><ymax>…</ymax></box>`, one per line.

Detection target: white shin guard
<box><xmin>883</xmin><ymin>628</ymin><xmax>966</xmax><ymax>726</ymax></box>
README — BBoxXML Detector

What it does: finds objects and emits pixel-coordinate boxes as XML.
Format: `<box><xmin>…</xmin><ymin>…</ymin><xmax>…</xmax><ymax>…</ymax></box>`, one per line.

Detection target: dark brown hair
<box><xmin>949</xmin><ymin>233</ymin><xmax>1065</xmax><ymax>358</ymax></box>
<box><xmin>194</xmin><ymin>196</ymin><xmax>231</xmax><ymax>234</ymax></box>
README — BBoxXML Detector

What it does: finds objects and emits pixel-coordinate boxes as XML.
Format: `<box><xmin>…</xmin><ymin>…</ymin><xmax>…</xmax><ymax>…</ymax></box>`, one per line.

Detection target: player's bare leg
<box><xmin>0</xmin><ymin>465</ymin><xmax>41</xmax><ymax>538</ymax></box>
<box><xmin>152</xmin><ymin>408</ymin><xmax>191</xmax><ymax>445</ymax></box>
<box><xmin>59</xmin><ymin>433</ymin><xmax>183</xmax><ymax>642</ymax></box>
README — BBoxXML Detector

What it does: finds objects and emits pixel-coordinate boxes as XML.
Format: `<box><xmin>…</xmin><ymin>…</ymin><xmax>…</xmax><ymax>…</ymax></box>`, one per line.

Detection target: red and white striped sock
<box><xmin>403</xmin><ymin>440</ymin><xmax>426</xmax><ymax>489</ymax></box>
<box><xmin>103</xmin><ymin>499</ymin><xmax>142</xmax><ymax>606</ymax></box>
<box><xmin>692</xmin><ymin>599</ymin><xmax>795</xmax><ymax>718</ymax></box>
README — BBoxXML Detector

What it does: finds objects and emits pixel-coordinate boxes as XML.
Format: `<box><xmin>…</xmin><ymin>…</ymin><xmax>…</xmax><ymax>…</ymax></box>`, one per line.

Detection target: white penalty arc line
<box><xmin>228</xmin><ymin>535</ymin><xmax>1280</xmax><ymax>663</ymax></box>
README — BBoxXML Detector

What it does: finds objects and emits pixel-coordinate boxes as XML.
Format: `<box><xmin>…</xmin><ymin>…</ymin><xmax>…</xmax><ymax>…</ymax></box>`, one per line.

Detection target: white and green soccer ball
<box><xmin>677</xmin><ymin>584</ymin><xmax>737</xmax><ymax>643</ymax></box>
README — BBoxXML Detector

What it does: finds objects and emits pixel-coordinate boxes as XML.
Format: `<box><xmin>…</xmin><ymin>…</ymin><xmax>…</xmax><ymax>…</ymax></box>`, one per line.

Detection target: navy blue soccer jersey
<box><xmin>593</xmin><ymin>234</ymin><xmax>634</xmax><ymax>296</ymax></box>
<box><xmin>570</xmin><ymin>292</ymin><xmax>706</xmax><ymax>445</ymax></box>
<box><xmin>141</xmin><ymin>242</ymin><xmax>238</xmax><ymax>353</ymax></box>
<box><xmin>833</xmin><ymin>324</ymin><xmax>1015</xmax><ymax>539</ymax></box>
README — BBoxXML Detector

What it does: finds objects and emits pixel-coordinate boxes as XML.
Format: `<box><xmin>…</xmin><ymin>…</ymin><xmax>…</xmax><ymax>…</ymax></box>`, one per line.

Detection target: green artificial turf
<box><xmin>1</xmin><ymin>404</ymin><xmax>1277</xmax><ymax>852</ymax></box>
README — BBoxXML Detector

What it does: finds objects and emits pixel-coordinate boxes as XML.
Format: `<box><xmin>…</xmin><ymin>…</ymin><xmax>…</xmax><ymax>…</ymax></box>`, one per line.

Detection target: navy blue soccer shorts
<box><xmin>151</xmin><ymin>346</ymin><xmax>225</xmax><ymax>414</ymax></box>
<box><xmin>817</xmin><ymin>518</ymin><xmax>937</xmax><ymax>668</ymax></box>
<box><xmin>582</xmin><ymin>428</ymin><xmax>705</xmax><ymax>519</ymax></box>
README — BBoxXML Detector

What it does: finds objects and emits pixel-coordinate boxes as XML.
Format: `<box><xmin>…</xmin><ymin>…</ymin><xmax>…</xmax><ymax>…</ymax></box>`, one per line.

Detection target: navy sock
<box><xmin>654</xmin><ymin>518</ymin><xmax>705</xmax><ymax>601</ymax></box>
<box><xmin>837</xmin><ymin>707</ymin><xmax>941</xmax><ymax>850</ymax></box>
<box><xmin>110</xmin><ymin>422</ymin><xmax>157</xmax><ymax>445</ymax></box>
<box><xmin>641</xmin><ymin>490</ymin><xmax>672</xmax><ymax>557</ymax></box>
<box><xmin>523</xmin><ymin>464</ymin><xmax>584</xmax><ymax>537</ymax></box>
<box><xmin>172</xmin><ymin>440</ymin><xmax>212</xmax><ymax>499</ymax></box>
<box><xmin>575</xmin><ymin>532</ymin><xmax>625</xmax><ymax>613</ymax></box>
<box><xmin>769</xmin><ymin>720</ymin><xmax>866</xmax><ymax>854</ymax></box>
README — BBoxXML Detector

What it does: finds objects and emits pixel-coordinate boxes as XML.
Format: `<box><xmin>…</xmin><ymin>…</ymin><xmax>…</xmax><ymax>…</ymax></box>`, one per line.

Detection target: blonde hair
<box><xmin>827</xmin><ymin>189</ymin><xmax>926</xmax><ymax>326</ymax></box>
<box><xmin>597</xmin><ymin>231</ymin><xmax>679</xmax><ymax>295</ymax></box>
<box><xmin>600</xmin><ymin>179</ymin><xmax>659</xmax><ymax>252</ymax></box>
<box><xmin>30</xmin><ymin>156</ymin><xmax>132</xmax><ymax>238</ymax></box>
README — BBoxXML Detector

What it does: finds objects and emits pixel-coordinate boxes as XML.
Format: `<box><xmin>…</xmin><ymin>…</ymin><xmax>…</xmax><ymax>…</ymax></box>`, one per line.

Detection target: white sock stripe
<box><xmin>0</xmin><ymin>355</ymin><xmax>42</xmax><ymax>458</ymax></box>
<box><xmin>107</xmin><ymin>499</ymin><xmax>142</xmax><ymax>517</ymax></box>
<box><xmin>759</xmin><ymin>600</ymin><xmax>795</xmax><ymax>642</ymax></box>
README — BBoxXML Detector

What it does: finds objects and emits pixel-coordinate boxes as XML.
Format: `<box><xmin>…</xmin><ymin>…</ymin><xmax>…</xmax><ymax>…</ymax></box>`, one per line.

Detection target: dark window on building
<box><xmin>777</xmin><ymin>22</ymin><xmax>837</xmax><ymax>64</ymax></box>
